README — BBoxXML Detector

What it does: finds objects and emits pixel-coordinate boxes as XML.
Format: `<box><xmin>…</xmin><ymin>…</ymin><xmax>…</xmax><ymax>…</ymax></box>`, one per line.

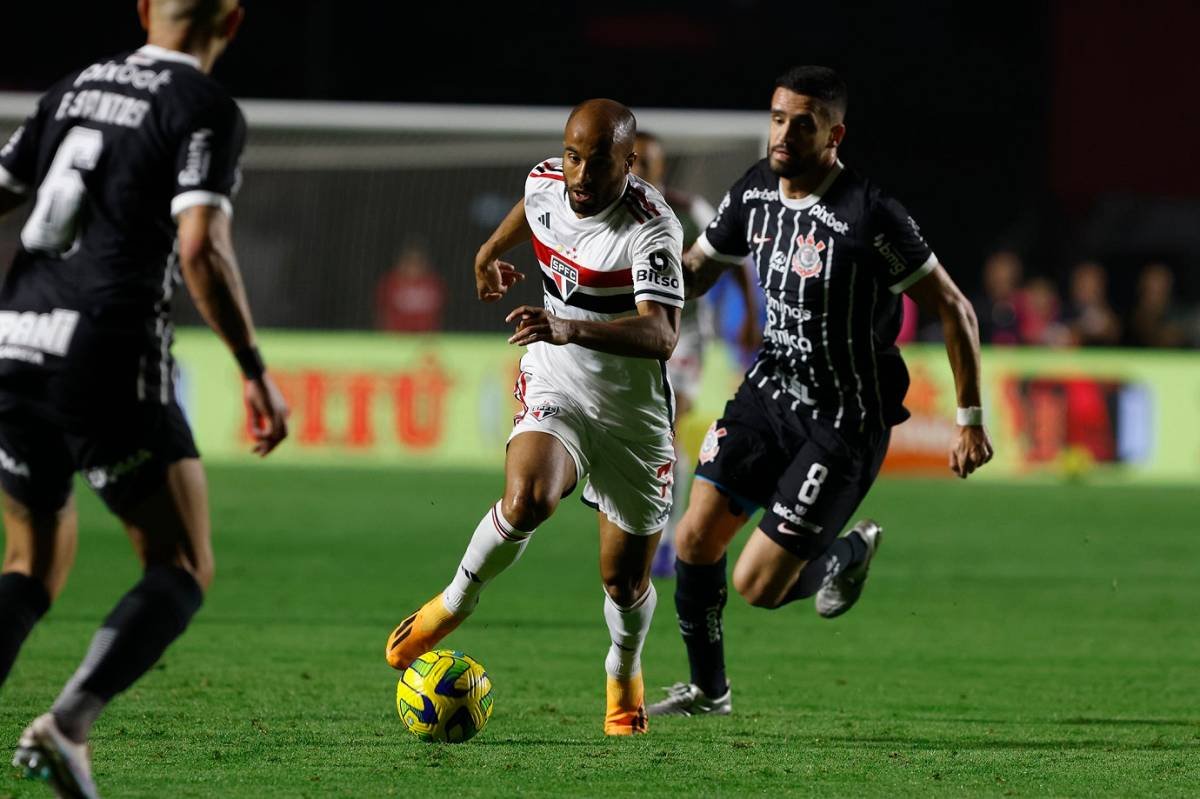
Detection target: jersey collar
<box><xmin>135</xmin><ymin>44</ymin><xmax>202</xmax><ymax>70</ymax></box>
<box><xmin>777</xmin><ymin>160</ymin><xmax>844</xmax><ymax>210</ymax></box>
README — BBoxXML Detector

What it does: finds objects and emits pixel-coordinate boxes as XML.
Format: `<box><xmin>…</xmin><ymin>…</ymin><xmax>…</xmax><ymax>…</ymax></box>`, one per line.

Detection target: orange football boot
<box><xmin>604</xmin><ymin>673</ymin><xmax>648</xmax><ymax>735</ymax></box>
<box><xmin>385</xmin><ymin>593</ymin><xmax>465</xmax><ymax>671</ymax></box>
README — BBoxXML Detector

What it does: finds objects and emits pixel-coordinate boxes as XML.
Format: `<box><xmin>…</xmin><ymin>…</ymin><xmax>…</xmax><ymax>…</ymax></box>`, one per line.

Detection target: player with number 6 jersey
<box><xmin>0</xmin><ymin>3</ymin><xmax>287</xmax><ymax>796</ymax></box>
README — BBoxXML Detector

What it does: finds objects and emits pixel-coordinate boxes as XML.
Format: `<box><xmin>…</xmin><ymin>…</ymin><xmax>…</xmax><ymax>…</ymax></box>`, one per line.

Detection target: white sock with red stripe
<box><xmin>604</xmin><ymin>584</ymin><xmax>657</xmax><ymax>680</ymax></box>
<box><xmin>442</xmin><ymin>501</ymin><xmax>532</xmax><ymax>616</ymax></box>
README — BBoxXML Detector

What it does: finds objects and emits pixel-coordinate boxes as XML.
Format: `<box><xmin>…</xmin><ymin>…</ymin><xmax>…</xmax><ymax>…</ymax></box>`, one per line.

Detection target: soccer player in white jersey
<box><xmin>385</xmin><ymin>99</ymin><xmax>685</xmax><ymax>736</ymax></box>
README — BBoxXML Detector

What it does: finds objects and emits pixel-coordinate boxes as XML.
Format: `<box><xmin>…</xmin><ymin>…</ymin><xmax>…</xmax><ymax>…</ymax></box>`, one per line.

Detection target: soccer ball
<box><xmin>396</xmin><ymin>649</ymin><xmax>494</xmax><ymax>743</ymax></box>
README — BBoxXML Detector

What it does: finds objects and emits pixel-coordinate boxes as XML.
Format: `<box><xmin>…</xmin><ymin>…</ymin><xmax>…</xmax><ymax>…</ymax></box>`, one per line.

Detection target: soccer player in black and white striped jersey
<box><xmin>648</xmin><ymin>66</ymin><xmax>993</xmax><ymax>717</ymax></box>
<box><xmin>0</xmin><ymin>2</ymin><xmax>288</xmax><ymax>792</ymax></box>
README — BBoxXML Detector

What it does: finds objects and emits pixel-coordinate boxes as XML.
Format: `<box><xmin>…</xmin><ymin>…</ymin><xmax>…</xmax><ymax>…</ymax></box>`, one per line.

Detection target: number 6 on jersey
<box><xmin>21</xmin><ymin>127</ymin><xmax>104</xmax><ymax>256</ymax></box>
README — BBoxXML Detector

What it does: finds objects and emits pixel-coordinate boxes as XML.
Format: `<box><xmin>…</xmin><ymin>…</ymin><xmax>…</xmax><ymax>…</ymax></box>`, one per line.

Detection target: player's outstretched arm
<box><xmin>680</xmin><ymin>243</ymin><xmax>732</xmax><ymax>300</ymax></box>
<box><xmin>506</xmin><ymin>300</ymin><xmax>680</xmax><ymax>360</ymax></box>
<box><xmin>474</xmin><ymin>199</ymin><xmax>530</xmax><ymax>302</ymax></box>
<box><xmin>906</xmin><ymin>264</ymin><xmax>994</xmax><ymax>479</ymax></box>
<box><xmin>177</xmin><ymin>204</ymin><xmax>289</xmax><ymax>456</ymax></box>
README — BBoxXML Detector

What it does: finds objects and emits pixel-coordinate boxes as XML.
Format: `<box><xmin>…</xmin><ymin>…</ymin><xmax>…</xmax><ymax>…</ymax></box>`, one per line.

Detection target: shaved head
<box><xmin>561</xmin><ymin>99</ymin><xmax>638</xmax><ymax>216</ymax></box>
<box><xmin>565</xmin><ymin>99</ymin><xmax>637</xmax><ymax>158</ymax></box>
<box><xmin>148</xmin><ymin>0</ymin><xmax>238</xmax><ymax>28</ymax></box>
<box><xmin>139</xmin><ymin>0</ymin><xmax>243</xmax><ymax>73</ymax></box>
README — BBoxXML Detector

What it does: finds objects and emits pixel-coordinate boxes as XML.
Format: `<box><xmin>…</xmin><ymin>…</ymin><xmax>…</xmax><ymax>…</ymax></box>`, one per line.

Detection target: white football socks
<box><xmin>603</xmin><ymin>584</ymin><xmax>657</xmax><ymax>680</ymax></box>
<box><xmin>441</xmin><ymin>501</ymin><xmax>532</xmax><ymax>617</ymax></box>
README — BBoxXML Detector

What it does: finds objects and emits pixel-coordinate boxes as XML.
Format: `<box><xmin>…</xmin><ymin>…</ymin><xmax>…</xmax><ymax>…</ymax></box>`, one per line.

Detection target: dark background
<box><xmin>2</xmin><ymin>0</ymin><xmax>1197</xmax><ymax>322</ymax></box>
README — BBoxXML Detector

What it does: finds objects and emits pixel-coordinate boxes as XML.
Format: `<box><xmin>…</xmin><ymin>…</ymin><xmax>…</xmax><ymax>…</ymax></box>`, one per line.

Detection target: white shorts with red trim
<box><xmin>509</xmin><ymin>371</ymin><xmax>675</xmax><ymax>536</ymax></box>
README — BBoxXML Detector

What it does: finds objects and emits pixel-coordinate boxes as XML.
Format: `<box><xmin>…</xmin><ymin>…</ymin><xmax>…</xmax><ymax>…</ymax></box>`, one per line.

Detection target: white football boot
<box><xmin>646</xmin><ymin>682</ymin><xmax>732</xmax><ymax>717</ymax></box>
<box><xmin>815</xmin><ymin>519</ymin><xmax>883</xmax><ymax>619</ymax></box>
<box><xmin>12</xmin><ymin>713</ymin><xmax>100</xmax><ymax>799</ymax></box>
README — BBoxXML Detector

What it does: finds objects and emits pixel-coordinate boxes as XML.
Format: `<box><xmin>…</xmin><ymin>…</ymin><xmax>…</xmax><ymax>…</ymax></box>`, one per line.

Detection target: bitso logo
<box><xmin>791</xmin><ymin>231</ymin><xmax>827</xmax><ymax>278</ymax></box>
<box><xmin>549</xmin><ymin>256</ymin><xmax>579</xmax><ymax>300</ymax></box>
<box><xmin>698</xmin><ymin>423</ymin><xmax>727</xmax><ymax>465</ymax></box>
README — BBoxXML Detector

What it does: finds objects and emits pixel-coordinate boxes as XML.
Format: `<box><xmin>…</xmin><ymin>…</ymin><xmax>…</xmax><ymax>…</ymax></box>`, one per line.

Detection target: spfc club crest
<box><xmin>550</xmin><ymin>256</ymin><xmax>579</xmax><ymax>299</ymax></box>
<box><xmin>698</xmin><ymin>423</ymin><xmax>727</xmax><ymax>465</ymax></box>
<box><xmin>791</xmin><ymin>231</ymin><xmax>827</xmax><ymax>278</ymax></box>
<box><xmin>530</xmin><ymin>402</ymin><xmax>559</xmax><ymax>421</ymax></box>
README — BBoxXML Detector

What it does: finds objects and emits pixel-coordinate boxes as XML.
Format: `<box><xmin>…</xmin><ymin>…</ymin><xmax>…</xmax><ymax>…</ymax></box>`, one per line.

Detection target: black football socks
<box><xmin>782</xmin><ymin>529</ymin><xmax>869</xmax><ymax>605</ymax></box>
<box><xmin>674</xmin><ymin>555</ymin><xmax>729</xmax><ymax>698</ymax></box>
<box><xmin>0</xmin><ymin>572</ymin><xmax>51</xmax><ymax>688</ymax></box>
<box><xmin>52</xmin><ymin>565</ymin><xmax>203</xmax><ymax>742</ymax></box>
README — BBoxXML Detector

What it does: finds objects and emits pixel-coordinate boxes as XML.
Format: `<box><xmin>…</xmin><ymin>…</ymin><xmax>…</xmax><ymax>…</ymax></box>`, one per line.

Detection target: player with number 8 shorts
<box><xmin>647</xmin><ymin>65</ymin><xmax>994</xmax><ymax>718</ymax></box>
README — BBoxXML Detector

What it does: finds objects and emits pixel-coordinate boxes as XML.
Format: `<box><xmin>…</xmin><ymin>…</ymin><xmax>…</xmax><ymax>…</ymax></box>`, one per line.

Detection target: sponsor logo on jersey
<box><xmin>75</xmin><ymin>59</ymin><xmax>173</xmax><ymax>94</ymax></box>
<box><xmin>84</xmin><ymin>448</ymin><xmax>153</xmax><ymax>490</ymax></box>
<box><xmin>810</xmin><ymin>203</ymin><xmax>849</xmax><ymax>234</ymax></box>
<box><xmin>752</xmin><ymin>234</ymin><xmax>774</xmax><ymax>244</ymax></box>
<box><xmin>177</xmin><ymin>129</ymin><xmax>213</xmax><ymax>187</ymax></box>
<box><xmin>785</xmin><ymin>376</ymin><xmax>819</xmax><ymax>405</ymax></box>
<box><xmin>742</xmin><ymin>187</ymin><xmax>779</xmax><ymax>203</ymax></box>
<box><xmin>0</xmin><ymin>446</ymin><xmax>30</xmax><ymax>479</ymax></box>
<box><xmin>530</xmin><ymin>402</ymin><xmax>559</xmax><ymax>421</ymax></box>
<box><xmin>549</xmin><ymin>256</ymin><xmax>579</xmax><ymax>299</ymax></box>
<box><xmin>538</xmin><ymin>212</ymin><xmax>551</xmax><ymax>230</ymax></box>
<box><xmin>0</xmin><ymin>309</ymin><xmax>80</xmax><ymax>365</ymax></box>
<box><xmin>873</xmin><ymin>233</ymin><xmax>908</xmax><ymax>275</ymax></box>
<box><xmin>765</xmin><ymin>294</ymin><xmax>812</xmax><ymax>325</ymax></box>
<box><xmin>698</xmin><ymin>423</ymin><xmax>727</xmax><ymax>465</ymax></box>
<box><xmin>766</xmin><ymin>326</ymin><xmax>814</xmax><ymax>355</ymax></box>
<box><xmin>791</xmin><ymin>231</ymin><xmax>827</xmax><ymax>278</ymax></box>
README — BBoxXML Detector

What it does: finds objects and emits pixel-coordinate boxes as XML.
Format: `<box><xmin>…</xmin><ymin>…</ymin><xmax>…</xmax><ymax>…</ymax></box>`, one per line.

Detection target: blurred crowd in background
<box><xmin>902</xmin><ymin>253</ymin><xmax>1198</xmax><ymax>349</ymax></box>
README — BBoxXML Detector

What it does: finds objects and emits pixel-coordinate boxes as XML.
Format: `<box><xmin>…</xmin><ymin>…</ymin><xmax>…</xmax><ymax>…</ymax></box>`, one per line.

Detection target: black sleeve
<box><xmin>170</xmin><ymin>95</ymin><xmax>246</xmax><ymax>219</ymax></box>
<box><xmin>697</xmin><ymin>177</ymin><xmax>750</xmax><ymax>262</ymax></box>
<box><xmin>0</xmin><ymin>100</ymin><xmax>46</xmax><ymax>195</ymax></box>
<box><xmin>868</xmin><ymin>195</ymin><xmax>938</xmax><ymax>294</ymax></box>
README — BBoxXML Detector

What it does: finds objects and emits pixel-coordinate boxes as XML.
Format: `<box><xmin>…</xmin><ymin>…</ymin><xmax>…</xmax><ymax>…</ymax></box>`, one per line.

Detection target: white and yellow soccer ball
<box><xmin>396</xmin><ymin>649</ymin><xmax>494</xmax><ymax>743</ymax></box>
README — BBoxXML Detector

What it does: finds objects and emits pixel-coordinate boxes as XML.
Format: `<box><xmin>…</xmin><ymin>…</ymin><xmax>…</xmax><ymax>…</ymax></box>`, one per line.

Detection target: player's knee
<box><xmin>602</xmin><ymin>573</ymin><xmax>650</xmax><ymax>608</ymax></box>
<box><xmin>674</xmin><ymin>516</ymin><xmax>721</xmax><ymax>564</ymax></box>
<box><xmin>502</xmin><ymin>484</ymin><xmax>558</xmax><ymax>531</ymax></box>
<box><xmin>731</xmin><ymin>563</ymin><xmax>785</xmax><ymax>609</ymax></box>
<box><xmin>191</xmin><ymin>554</ymin><xmax>215</xmax><ymax>593</ymax></box>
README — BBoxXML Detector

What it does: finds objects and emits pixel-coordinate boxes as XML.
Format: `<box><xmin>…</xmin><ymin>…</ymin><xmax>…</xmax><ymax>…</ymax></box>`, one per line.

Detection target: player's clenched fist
<box><xmin>475</xmin><ymin>258</ymin><xmax>524</xmax><ymax>302</ymax></box>
<box><xmin>506</xmin><ymin>306</ymin><xmax>572</xmax><ymax>346</ymax></box>
<box><xmin>950</xmin><ymin>425</ymin><xmax>994</xmax><ymax>479</ymax></box>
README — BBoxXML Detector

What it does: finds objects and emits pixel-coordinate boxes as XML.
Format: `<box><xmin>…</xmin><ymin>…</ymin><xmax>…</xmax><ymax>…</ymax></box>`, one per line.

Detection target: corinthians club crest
<box><xmin>791</xmin><ymin>229</ymin><xmax>828</xmax><ymax>278</ymax></box>
<box><xmin>549</xmin><ymin>255</ymin><xmax>579</xmax><ymax>299</ymax></box>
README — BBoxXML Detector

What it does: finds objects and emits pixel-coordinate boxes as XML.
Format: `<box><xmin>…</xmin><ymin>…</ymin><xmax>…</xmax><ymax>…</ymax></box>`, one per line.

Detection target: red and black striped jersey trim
<box><xmin>529</xmin><ymin>160</ymin><xmax>565</xmax><ymax>180</ymax></box>
<box><xmin>622</xmin><ymin>184</ymin><xmax>663</xmax><ymax>224</ymax></box>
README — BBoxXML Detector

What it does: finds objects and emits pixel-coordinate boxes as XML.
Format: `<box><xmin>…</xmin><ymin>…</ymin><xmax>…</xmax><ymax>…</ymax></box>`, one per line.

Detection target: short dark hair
<box><xmin>774</xmin><ymin>65</ymin><xmax>848</xmax><ymax>120</ymax></box>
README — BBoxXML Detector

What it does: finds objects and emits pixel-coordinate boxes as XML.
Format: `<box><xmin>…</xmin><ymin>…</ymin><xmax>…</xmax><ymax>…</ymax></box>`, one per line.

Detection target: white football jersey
<box><xmin>521</xmin><ymin>157</ymin><xmax>685</xmax><ymax>440</ymax></box>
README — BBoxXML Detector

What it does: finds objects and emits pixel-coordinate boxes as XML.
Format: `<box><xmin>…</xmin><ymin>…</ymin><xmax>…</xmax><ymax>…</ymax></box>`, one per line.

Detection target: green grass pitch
<box><xmin>2</xmin><ymin>465</ymin><xmax>1197</xmax><ymax>797</ymax></box>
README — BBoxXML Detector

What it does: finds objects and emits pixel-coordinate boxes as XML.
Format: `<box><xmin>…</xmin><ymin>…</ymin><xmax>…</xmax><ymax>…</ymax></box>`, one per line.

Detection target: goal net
<box><xmin>0</xmin><ymin>95</ymin><xmax>766</xmax><ymax>332</ymax></box>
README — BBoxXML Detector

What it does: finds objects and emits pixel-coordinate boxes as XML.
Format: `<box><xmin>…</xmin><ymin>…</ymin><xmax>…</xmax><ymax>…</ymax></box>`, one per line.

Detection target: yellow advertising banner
<box><xmin>174</xmin><ymin>330</ymin><xmax>1199</xmax><ymax>482</ymax></box>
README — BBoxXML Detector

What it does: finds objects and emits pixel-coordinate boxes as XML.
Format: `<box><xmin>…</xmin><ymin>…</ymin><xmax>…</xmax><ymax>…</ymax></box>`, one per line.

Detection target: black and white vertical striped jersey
<box><xmin>0</xmin><ymin>45</ymin><xmax>244</xmax><ymax>418</ymax></box>
<box><xmin>696</xmin><ymin>159</ymin><xmax>937</xmax><ymax>433</ymax></box>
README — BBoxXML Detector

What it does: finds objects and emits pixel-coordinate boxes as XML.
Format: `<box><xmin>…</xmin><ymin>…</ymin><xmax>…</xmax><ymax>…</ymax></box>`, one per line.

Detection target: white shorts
<box><xmin>510</xmin><ymin>376</ymin><xmax>675</xmax><ymax>535</ymax></box>
<box><xmin>666</xmin><ymin>326</ymin><xmax>703</xmax><ymax>409</ymax></box>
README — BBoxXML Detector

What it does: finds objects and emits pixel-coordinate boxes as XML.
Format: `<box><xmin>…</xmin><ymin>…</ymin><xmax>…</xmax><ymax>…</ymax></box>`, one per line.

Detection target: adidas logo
<box><xmin>538</xmin><ymin>212</ymin><xmax>551</xmax><ymax>230</ymax></box>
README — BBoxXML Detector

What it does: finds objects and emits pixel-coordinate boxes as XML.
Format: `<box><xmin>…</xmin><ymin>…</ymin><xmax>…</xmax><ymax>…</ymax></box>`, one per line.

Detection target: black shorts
<box><xmin>0</xmin><ymin>398</ymin><xmax>199</xmax><ymax>515</ymax></box>
<box><xmin>694</xmin><ymin>379</ymin><xmax>890</xmax><ymax>559</ymax></box>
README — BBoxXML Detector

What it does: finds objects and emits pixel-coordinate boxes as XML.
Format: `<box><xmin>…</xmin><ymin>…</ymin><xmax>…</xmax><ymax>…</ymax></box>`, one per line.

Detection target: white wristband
<box><xmin>956</xmin><ymin>406</ymin><xmax>984</xmax><ymax>426</ymax></box>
